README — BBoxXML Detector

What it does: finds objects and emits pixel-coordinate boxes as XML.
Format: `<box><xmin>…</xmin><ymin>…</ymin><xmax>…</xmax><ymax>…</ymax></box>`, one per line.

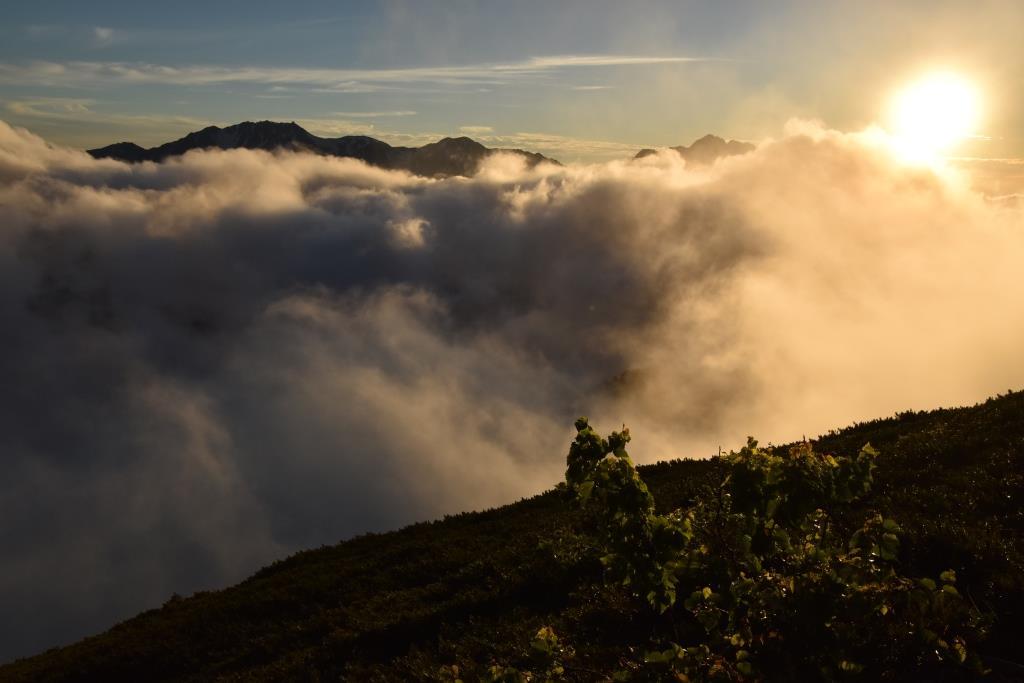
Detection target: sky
<box><xmin>2</xmin><ymin>0</ymin><xmax>1024</xmax><ymax>666</ymax></box>
<box><xmin>1</xmin><ymin>0</ymin><xmax>1023</xmax><ymax>160</ymax></box>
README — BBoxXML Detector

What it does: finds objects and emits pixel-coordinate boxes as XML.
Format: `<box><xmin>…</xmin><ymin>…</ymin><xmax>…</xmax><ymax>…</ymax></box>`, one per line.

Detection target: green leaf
<box><xmin>643</xmin><ymin>648</ymin><xmax>674</xmax><ymax>664</ymax></box>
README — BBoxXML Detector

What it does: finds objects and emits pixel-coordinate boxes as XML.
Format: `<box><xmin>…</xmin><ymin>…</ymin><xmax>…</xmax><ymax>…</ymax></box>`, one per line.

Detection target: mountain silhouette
<box><xmin>635</xmin><ymin>134</ymin><xmax>755</xmax><ymax>165</ymax></box>
<box><xmin>88</xmin><ymin>121</ymin><xmax>559</xmax><ymax>177</ymax></box>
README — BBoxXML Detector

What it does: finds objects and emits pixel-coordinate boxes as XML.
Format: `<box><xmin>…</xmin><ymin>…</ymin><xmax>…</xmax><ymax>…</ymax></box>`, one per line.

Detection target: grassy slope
<box><xmin>3</xmin><ymin>392</ymin><xmax>1023</xmax><ymax>681</ymax></box>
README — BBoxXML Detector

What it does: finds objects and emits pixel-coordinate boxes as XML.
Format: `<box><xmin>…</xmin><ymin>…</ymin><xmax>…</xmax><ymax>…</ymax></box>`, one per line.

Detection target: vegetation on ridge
<box><xmin>2</xmin><ymin>392</ymin><xmax>1023</xmax><ymax>681</ymax></box>
<box><xmin>485</xmin><ymin>421</ymin><xmax>983</xmax><ymax>681</ymax></box>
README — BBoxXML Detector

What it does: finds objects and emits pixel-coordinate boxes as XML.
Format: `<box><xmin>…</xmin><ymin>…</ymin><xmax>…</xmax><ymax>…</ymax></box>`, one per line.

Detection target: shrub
<box><xmin>562</xmin><ymin>418</ymin><xmax>985</xmax><ymax>681</ymax></box>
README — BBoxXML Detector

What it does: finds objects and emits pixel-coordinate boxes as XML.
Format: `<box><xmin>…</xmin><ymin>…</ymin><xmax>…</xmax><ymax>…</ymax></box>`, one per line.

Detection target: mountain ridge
<box><xmin>88</xmin><ymin>123</ymin><xmax>756</xmax><ymax>175</ymax></box>
<box><xmin>88</xmin><ymin>120</ymin><xmax>560</xmax><ymax>177</ymax></box>
<box><xmin>2</xmin><ymin>390</ymin><xmax>1022</xmax><ymax>680</ymax></box>
<box><xmin>635</xmin><ymin>133</ymin><xmax>755</xmax><ymax>164</ymax></box>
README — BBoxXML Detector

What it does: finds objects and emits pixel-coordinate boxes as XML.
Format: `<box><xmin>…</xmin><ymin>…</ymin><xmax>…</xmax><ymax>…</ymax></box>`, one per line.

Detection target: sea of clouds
<box><xmin>1</xmin><ymin>119</ymin><xmax>1022</xmax><ymax>660</ymax></box>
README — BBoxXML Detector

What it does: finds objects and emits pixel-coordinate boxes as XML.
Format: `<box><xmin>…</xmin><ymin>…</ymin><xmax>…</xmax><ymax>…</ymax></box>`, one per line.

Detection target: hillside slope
<box><xmin>3</xmin><ymin>392</ymin><xmax>1023</xmax><ymax>681</ymax></box>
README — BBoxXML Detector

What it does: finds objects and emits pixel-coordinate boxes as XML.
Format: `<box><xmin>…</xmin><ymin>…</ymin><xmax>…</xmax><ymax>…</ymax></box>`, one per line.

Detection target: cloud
<box><xmin>572</xmin><ymin>85</ymin><xmax>613</xmax><ymax>91</ymax></box>
<box><xmin>0</xmin><ymin>54</ymin><xmax>719</xmax><ymax>92</ymax></box>
<box><xmin>4</xmin><ymin>97</ymin><xmax>205</xmax><ymax>129</ymax></box>
<box><xmin>473</xmin><ymin>130</ymin><xmax>649</xmax><ymax>161</ymax></box>
<box><xmin>5</xmin><ymin>97</ymin><xmax>94</xmax><ymax>117</ymax></box>
<box><xmin>950</xmin><ymin>156</ymin><xmax>1024</xmax><ymax>199</ymax></box>
<box><xmin>93</xmin><ymin>27</ymin><xmax>114</xmax><ymax>47</ymax></box>
<box><xmin>1</xmin><ymin>98</ymin><xmax>212</xmax><ymax>148</ymax></box>
<box><xmin>22</xmin><ymin>25</ymin><xmax>119</xmax><ymax>48</ymax></box>
<box><xmin>292</xmin><ymin>117</ymin><xmax>378</xmax><ymax>137</ymax></box>
<box><xmin>332</xmin><ymin>110</ymin><xmax>417</xmax><ymax>118</ymax></box>
<box><xmin>0</xmin><ymin>119</ymin><xmax>1023</xmax><ymax>663</ymax></box>
<box><xmin>459</xmin><ymin>125</ymin><xmax>494</xmax><ymax>134</ymax></box>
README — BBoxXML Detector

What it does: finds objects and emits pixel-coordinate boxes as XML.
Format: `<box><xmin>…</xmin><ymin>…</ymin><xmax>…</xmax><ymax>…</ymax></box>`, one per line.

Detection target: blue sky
<box><xmin>1</xmin><ymin>0</ymin><xmax>1021</xmax><ymax>160</ymax></box>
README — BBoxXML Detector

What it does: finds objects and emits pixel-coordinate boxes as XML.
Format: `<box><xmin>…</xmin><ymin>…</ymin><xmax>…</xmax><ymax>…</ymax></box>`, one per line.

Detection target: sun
<box><xmin>887</xmin><ymin>72</ymin><xmax>981</xmax><ymax>162</ymax></box>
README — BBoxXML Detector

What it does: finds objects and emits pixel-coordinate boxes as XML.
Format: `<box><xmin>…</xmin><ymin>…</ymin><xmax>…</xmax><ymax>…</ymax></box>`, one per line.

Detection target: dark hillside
<box><xmin>3</xmin><ymin>392</ymin><xmax>1023</xmax><ymax>681</ymax></box>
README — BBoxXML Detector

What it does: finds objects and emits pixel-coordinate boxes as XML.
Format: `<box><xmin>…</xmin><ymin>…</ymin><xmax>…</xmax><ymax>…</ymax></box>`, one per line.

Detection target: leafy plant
<box><xmin>460</xmin><ymin>626</ymin><xmax>572</xmax><ymax>683</ymax></box>
<box><xmin>565</xmin><ymin>418</ymin><xmax>985</xmax><ymax>681</ymax></box>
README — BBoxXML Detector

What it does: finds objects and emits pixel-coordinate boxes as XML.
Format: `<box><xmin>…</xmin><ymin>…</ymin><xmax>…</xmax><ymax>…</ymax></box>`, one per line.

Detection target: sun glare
<box><xmin>888</xmin><ymin>72</ymin><xmax>981</xmax><ymax>163</ymax></box>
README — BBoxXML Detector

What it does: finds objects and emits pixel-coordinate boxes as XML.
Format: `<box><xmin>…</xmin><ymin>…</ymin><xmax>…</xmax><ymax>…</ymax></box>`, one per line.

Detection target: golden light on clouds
<box><xmin>887</xmin><ymin>72</ymin><xmax>982</xmax><ymax>163</ymax></box>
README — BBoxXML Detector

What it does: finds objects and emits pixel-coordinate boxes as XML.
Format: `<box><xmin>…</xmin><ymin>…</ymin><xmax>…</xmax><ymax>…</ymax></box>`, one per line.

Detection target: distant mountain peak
<box><xmin>436</xmin><ymin>135</ymin><xmax>481</xmax><ymax>144</ymax></box>
<box><xmin>635</xmin><ymin>134</ymin><xmax>755</xmax><ymax>165</ymax></box>
<box><xmin>692</xmin><ymin>133</ymin><xmax>724</xmax><ymax>143</ymax></box>
<box><xmin>88</xmin><ymin>122</ymin><xmax>559</xmax><ymax>177</ymax></box>
<box><xmin>88</xmin><ymin>141</ymin><xmax>148</xmax><ymax>162</ymax></box>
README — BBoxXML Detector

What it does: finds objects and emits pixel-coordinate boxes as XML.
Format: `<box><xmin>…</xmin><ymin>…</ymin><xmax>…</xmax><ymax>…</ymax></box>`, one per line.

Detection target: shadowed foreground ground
<box><xmin>3</xmin><ymin>392</ymin><xmax>1023</xmax><ymax>681</ymax></box>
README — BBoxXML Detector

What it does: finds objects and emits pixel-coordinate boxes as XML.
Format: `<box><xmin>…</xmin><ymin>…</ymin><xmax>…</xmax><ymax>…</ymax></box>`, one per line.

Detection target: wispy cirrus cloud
<box><xmin>2</xmin><ymin>97</ymin><xmax>212</xmax><ymax>147</ymax></box>
<box><xmin>5</xmin><ymin>97</ymin><xmax>94</xmax><ymax>118</ymax></box>
<box><xmin>0</xmin><ymin>54</ymin><xmax>718</xmax><ymax>91</ymax></box>
<box><xmin>4</xmin><ymin>97</ymin><xmax>207</xmax><ymax>129</ymax></box>
<box><xmin>474</xmin><ymin>130</ymin><xmax>650</xmax><ymax>161</ymax></box>
<box><xmin>291</xmin><ymin>117</ymin><xmax>379</xmax><ymax>137</ymax></box>
<box><xmin>332</xmin><ymin>110</ymin><xmax>417</xmax><ymax>118</ymax></box>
